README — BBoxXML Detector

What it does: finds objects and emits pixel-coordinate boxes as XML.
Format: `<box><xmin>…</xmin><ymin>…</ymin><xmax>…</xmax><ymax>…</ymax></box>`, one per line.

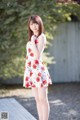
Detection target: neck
<box><xmin>33</xmin><ymin>31</ymin><xmax>39</xmax><ymax>37</ymax></box>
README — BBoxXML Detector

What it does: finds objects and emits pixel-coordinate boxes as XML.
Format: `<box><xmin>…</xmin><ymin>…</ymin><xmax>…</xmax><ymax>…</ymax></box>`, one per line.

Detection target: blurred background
<box><xmin>0</xmin><ymin>0</ymin><xmax>80</xmax><ymax>85</ymax></box>
<box><xmin>0</xmin><ymin>0</ymin><xmax>80</xmax><ymax>119</ymax></box>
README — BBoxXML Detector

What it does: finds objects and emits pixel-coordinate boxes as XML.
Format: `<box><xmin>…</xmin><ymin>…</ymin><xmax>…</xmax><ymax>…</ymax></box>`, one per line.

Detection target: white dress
<box><xmin>23</xmin><ymin>33</ymin><xmax>52</xmax><ymax>88</ymax></box>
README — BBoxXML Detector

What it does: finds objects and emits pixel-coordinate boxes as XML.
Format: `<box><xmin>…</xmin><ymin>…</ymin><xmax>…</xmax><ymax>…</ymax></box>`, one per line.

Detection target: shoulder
<box><xmin>39</xmin><ymin>33</ymin><xmax>46</xmax><ymax>38</ymax></box>
<box><xmin>38</xmin><ymin>33</ymin><xmax>46</xmax><ymax>43</ymax></box>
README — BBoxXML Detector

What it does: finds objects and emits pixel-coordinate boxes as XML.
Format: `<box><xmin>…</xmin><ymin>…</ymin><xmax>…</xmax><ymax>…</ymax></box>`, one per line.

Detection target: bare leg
<box><xmin>38</xmin><ymin>87</ymin><xmax>50</xmax><ymax>120</ymax></box>
<box><xmin>32</xmin><ymin>87</ymin><xmax>43</xmax><ymax>120</ymax></box>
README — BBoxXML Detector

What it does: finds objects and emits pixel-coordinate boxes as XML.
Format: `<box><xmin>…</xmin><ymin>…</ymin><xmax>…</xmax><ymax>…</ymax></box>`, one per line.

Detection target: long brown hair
<box><xmin>27</xmin><ymin>15</ymin><xmax>45</xmax><ymax>41</ymax></box>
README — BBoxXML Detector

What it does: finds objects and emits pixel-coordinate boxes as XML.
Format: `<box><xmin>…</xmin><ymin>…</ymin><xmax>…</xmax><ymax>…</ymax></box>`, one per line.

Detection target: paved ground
<box><xmin>0</xmin><ymin>83</ymin><xmax>80</xmax><ymax>120</ymax></box>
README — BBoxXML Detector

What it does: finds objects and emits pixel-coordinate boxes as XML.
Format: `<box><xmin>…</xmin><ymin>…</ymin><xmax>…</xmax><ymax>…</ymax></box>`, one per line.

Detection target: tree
<box><xmin>0</xmin><ymin>0</ymin><xmax>80</xmax><ymax>79</ymax></box>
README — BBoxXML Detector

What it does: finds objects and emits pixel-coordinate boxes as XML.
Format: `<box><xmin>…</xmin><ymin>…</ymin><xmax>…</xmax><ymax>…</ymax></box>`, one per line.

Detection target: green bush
<box><xmin>0</xmin><ymin>0</ymin><xmax>80</xmax><ymax>79</ymax></box>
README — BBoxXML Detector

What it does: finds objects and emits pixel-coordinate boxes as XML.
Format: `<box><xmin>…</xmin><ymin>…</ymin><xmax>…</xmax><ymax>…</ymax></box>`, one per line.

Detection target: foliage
<box><xmin>0</xmin><ymin>0</ymin><xmax>80</xmax><ymax>79</ymax></box>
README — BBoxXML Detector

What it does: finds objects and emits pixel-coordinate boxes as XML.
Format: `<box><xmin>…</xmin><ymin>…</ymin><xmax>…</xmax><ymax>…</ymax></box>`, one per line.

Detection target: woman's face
<box><xmin>29</xmin><ymin>21</ymin><xmax>39</xmax><ymax>33</ymax></box>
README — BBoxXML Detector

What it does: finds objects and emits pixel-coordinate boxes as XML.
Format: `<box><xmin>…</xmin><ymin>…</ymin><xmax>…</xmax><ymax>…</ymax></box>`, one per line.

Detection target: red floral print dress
<box><xmin>23</xmin><ymin>33</ymin><xmax>52</xmax><ymax>88</ymax></box>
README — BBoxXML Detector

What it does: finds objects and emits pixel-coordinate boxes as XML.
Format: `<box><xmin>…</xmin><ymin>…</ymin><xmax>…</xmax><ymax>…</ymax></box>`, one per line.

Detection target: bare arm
<box><xmin>31</xmin><ymin>35</ymin><xmax>39</xmax><ymax>59</ymax></box>
<box><xmin>31</xmin><ymin>34</ymin><xmax>46</xmax><ymax>59</ymax></box>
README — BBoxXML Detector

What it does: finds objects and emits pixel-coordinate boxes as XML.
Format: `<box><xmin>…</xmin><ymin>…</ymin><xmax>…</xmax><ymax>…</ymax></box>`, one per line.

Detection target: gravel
<box><xmin>0</xmin><ymin>83</ymin><xmax>80</xmax><ymax>120</ymax></box>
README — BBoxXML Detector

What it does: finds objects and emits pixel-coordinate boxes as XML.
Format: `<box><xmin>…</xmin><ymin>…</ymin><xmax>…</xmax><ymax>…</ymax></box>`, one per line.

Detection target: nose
<box><xmin>33</xmin><ymin>24</ymin><xmax>37</xmax><ymax>29</ymax></box>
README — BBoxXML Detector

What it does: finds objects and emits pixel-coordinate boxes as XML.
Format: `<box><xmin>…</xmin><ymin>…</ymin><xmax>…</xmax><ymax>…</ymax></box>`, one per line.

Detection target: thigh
<box><xmin>38</xmin><ymin>87</ymin><xmax>48</xmax><ymax>101</ymax></box>
<box><xmin>32</xmin><ymin>87</ymin><xmax>39</xmax><ymax>101</ymax></box>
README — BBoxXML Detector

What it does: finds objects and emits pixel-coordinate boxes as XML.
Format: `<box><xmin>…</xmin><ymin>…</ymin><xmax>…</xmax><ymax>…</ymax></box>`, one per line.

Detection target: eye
<box><xmin>35</xmin><ymin>22</ymin><xmax>38</xmax><ymax>25</ymax></box>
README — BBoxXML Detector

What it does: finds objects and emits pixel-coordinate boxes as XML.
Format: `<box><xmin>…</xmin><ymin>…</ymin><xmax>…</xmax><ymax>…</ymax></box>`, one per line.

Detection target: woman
<box><xmin>23</xmin><ymin>15</ymin><xmax>52</xmax><ymax>120</ymax></box>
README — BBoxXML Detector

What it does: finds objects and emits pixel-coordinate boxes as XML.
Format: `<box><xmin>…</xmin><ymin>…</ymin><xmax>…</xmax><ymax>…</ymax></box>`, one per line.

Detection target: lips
<box><xmin>33</xmin><ymin>29</ymin><xmax>37</xmax><ymax>31</ymax></box>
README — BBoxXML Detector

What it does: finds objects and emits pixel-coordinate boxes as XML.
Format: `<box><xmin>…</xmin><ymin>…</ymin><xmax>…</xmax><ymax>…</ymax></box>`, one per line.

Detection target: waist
<box><xmin>26</xmin><ymin>55</ymin><xmax>43</xmax><ymax>61</ymax></box>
